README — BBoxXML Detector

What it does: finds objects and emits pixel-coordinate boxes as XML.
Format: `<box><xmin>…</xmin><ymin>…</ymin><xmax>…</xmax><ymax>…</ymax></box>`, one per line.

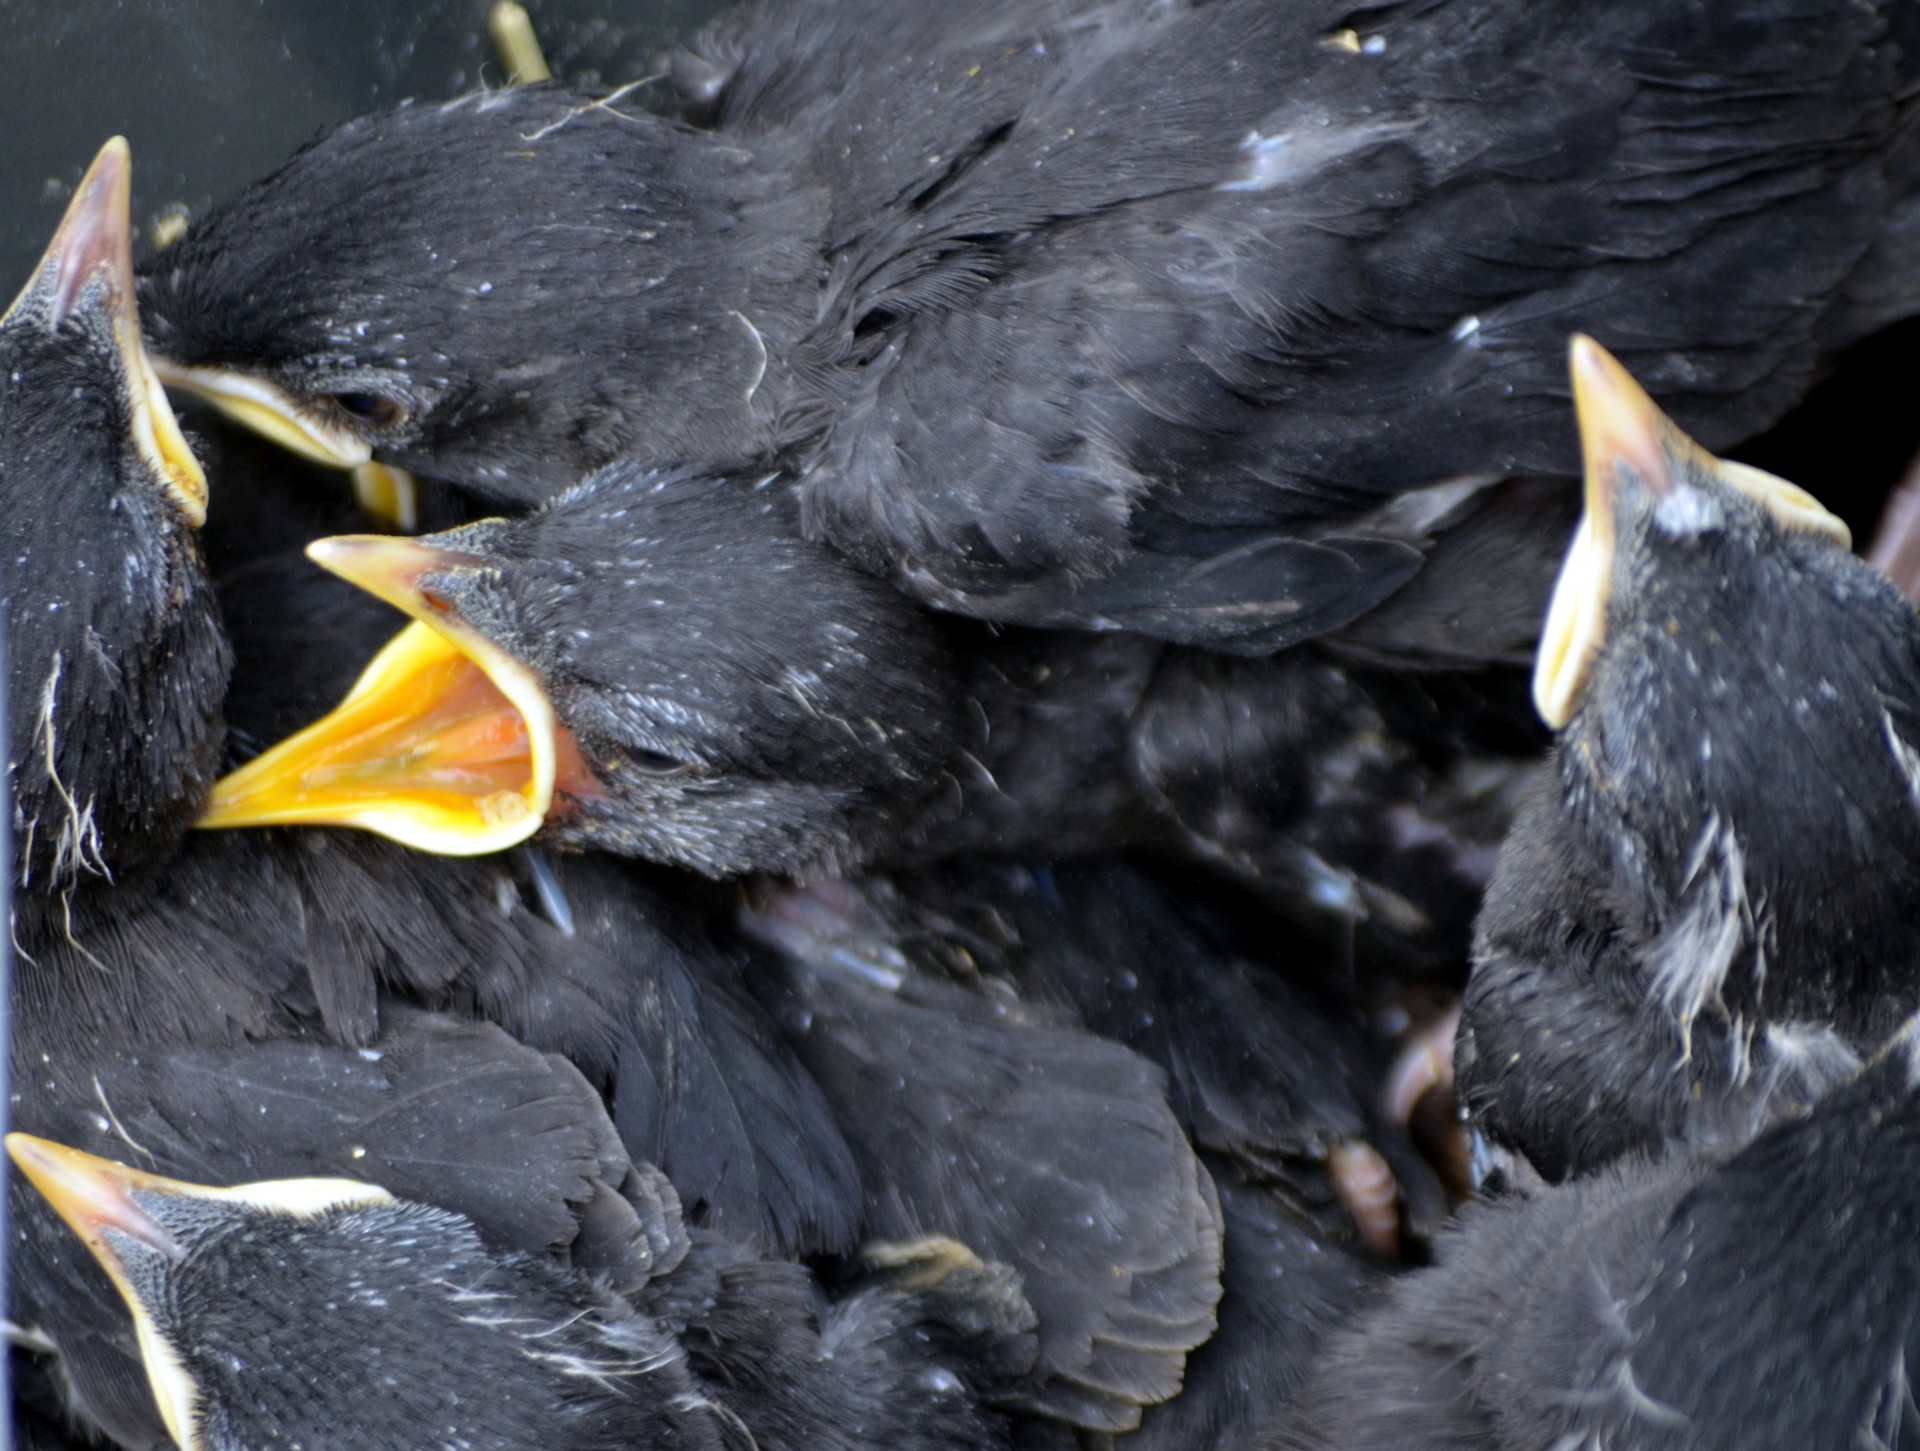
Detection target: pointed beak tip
<box><xmin>93</xmin><ymin>134</ymin><xmax>133</xmax><ymax>180</ymax></box>
<box><xmin>8</xmin><ymin>1131</ymin><xmax>103</xmax><ymax>1184</ymax></box>
<box><xmin>72</xmin><ymin>139</ymin><xmax>134</xmax><ymax>231</ymax></box>
<box><xmin>77</xmin><ymin>135</ymin><xmax>133</xmax><ymax>213</ymax></box>
<box><xmin>305</xmin><ymin>533</ymin><xmax>421</xmax><ymax>597</ymax></box>
<box><xmin>1568</xmin><ymin>336</ymin><xmax>1671</xmax><ymax>498</ymax></box>
<box><xmin>36</xmin><ymin>138</ymin><xmax>137</xmax><ymax>324</ymax></box>
<box><xmin>5</xmin><ymin>1134</ymin><xmax>121</xmax><ymax>1237</ymax></box>
<box><xmin>67</xmin><ymin>137</ymin><xmax>134</xmax><ymax>234</ymax></box>
<box><xmin>1568</xmin><ymin>334</ymin><xmax>1630</xmax><ymax>409</ymax></box>
<box><xmin>5</xmin><ymin>1131</ymin><xmax>56</xmax><ymax>1177</ymax></box>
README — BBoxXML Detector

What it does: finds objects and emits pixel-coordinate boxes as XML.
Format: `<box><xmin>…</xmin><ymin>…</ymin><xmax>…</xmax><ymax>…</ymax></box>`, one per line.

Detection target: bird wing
<box><xmin>752</xmin><ymin>948</ymin><xmax>1223</xmax><ymax>1433</ymax></box>
<box><xmin>790</xmin><ymin>0</ymin><xmax>1916</xmax><ymax>642</ymax></box>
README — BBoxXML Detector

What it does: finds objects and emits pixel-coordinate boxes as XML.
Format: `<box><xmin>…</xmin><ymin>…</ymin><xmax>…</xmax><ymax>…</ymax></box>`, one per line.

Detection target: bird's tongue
<box><xmin>197</xmin><ymin>618</ymin><xmax>595</xmax><ymax>854</ymax></box>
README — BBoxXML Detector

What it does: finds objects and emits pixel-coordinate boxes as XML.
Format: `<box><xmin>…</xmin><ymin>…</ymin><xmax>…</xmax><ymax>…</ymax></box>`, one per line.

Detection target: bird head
<box><xmin>137</xmin><ymin>88</ymin><xmax>813</xmax><ymax>504</ymax></box>
<box><xmin>197</xmin><ymin>462</ymin><xmax>959</xmax><ymax>877</ymax></box>
<box><xmin>1533</xmin><ymin>335</ymin><xmax>1852</xmax><ymax>732</ymax></box>
<box><xmin>7</xmin><ymin>1132</ymin><xmax>397</xmax><ymax>1450</ymax></box>
<box><xmin>1530</xmin><ymin>336</ymin><xmax>1920</xmax><ymax>1014</ymax></box>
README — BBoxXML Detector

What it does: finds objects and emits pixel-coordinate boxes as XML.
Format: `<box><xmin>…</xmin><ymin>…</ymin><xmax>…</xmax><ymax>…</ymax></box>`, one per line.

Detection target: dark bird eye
<box><xmin>625</xmin><ymin>746</ymin><xmax>691</xmax><ymax>777</ymax></box>
<box><xmin>330</xmin><ymin>391</ymin><xmax>407</xmax><ymax>429</ymax></box>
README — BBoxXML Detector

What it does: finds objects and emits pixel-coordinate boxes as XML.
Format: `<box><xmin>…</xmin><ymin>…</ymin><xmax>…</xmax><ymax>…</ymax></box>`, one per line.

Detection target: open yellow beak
<box><xmin>196</xmin><ymin>535</ymin><xmax>596</xmax><ymax>854</ymax></box>
<box><xmin>6</xmin><ymin>138</ymin><xmax>207</xmax><ymax>526</ymax></box>
<box><xmin>8</xmin><ymin>1133</ymin><xmax>395</xmax><ymax>1451</ymax></box>
<box><xmin>8</xmin><ymin>1133</ymin><xmax>202</xmax><ymax>1449</ymax></box>
<box><xmin>1532</xmin><ymin>335</ymin><xmax>1850</xmax><ymax>729</ymax></box>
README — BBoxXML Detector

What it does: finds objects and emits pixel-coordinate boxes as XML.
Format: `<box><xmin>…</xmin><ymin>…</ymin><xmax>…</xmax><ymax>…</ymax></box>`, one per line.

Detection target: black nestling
<box><xmin>197</xmin><ymin>458</ymin><xmax>1542</xmax><ymax>977</ymax></box>
<box><xmin>138</xmin><ymin>0</ymin><xmax>1920</xmax><ymax>650</ymax></box>
<box><xmin>202</xmin><ymin>461</ymin><xmax>958</xmax><ymax>874</ymax></box>
<box><xmin>1273</xmin><ymin>1015</ymin><xmax>1920</xmax><ymax>1451</ymax></box>
<box><xmin>0</xmin><ymin>139</ymin><xmax>225</xmax><ymax>899</ymax></box>
<box><xmin>1458</xmin><ymin>336</ymin><xmax>1920</xmax><ymax>1181</ymax></box>
<box><xmin>8</xmin><ymin>1004</ymin><xmax>673</xmax><ymax>1451</ymax></box>
<box><xmin>139</xmin><ymin>83</ymin><xmax>824</xmax><ymax>498</ymax></box>
<box><xmin>10</xmin><ymin>527</ymin><xmax>1223</xmax><ymax>1442</ymax></box>
<box><xmin>11</xmin><ymin>1134</ymin><xmax>1032</xmax><ymax>1451</ymax></box>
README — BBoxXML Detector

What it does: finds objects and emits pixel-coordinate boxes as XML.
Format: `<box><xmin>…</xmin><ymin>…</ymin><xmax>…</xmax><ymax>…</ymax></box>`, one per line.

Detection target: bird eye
<box><xmin>624</xmin><ymin>746</ymin><xmax>692</xmax><ymax>777</ymax></box>
<box><xmin>329</xmin><ymin>391</ymin><xmax>408</xmax><ymax>430</ymax></box>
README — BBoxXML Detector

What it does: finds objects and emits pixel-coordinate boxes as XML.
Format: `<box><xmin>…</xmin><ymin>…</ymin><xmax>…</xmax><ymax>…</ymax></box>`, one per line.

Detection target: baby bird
<box><xmin>10</xmin><ymin>1134</ymin><xmax>1032</xmax><ymax>1451</ymax></box>
<box><xmin>0</xmin><ymin>138</ymin><xmax>224</xmax><ymax>903</ymax></box>
<box><xmin>195</xmin><ymin>459</ymin><xmax>1542</xmax><ymax>976</ymax></box>
<box><xmin>1273</xmin><ymin>1013</ymin><xmax>1920</xmax><ymax>1450</ymax></box>
<box><xmin>1459</xmin><ymin>336</ymin><xmax>1920</xmax><ymax>1181</ymax></box>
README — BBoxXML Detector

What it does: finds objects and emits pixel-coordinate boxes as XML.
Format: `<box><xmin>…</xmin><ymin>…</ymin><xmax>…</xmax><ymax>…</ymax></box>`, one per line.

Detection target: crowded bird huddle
<box><xmin>7</xmin><ymin>0</ymin><xmax>1920</xmax><ymax>1446</ymax></box>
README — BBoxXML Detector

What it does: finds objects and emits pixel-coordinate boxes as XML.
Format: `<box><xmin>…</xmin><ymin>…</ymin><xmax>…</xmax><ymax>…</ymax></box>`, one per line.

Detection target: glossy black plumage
<box><xmin>140</xmin><ymin>0</ymin><xmax>1920</xmax><ymax>649</ymax></box>
<box><xmin>12</xmin><ymin>1135</ymin><xmax>1035</xmax><ymax>1451</ymax></box>
<box><xmin>1458</xmin><ymin>346</ymin><xmax>1920</xmax><ymax>1180</ymax></box>
<box><xmin>1271</xmin><ymin>1019</ymin><xmax>1920</xmax><ymax>1451</ymax></box>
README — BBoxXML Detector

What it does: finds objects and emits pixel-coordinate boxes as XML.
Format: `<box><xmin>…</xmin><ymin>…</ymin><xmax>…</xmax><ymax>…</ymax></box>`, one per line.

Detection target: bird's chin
<box><xmin>195</xmin><ymin>616</ymin><xmax>596</xmax><ymax>855</ymax></box>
